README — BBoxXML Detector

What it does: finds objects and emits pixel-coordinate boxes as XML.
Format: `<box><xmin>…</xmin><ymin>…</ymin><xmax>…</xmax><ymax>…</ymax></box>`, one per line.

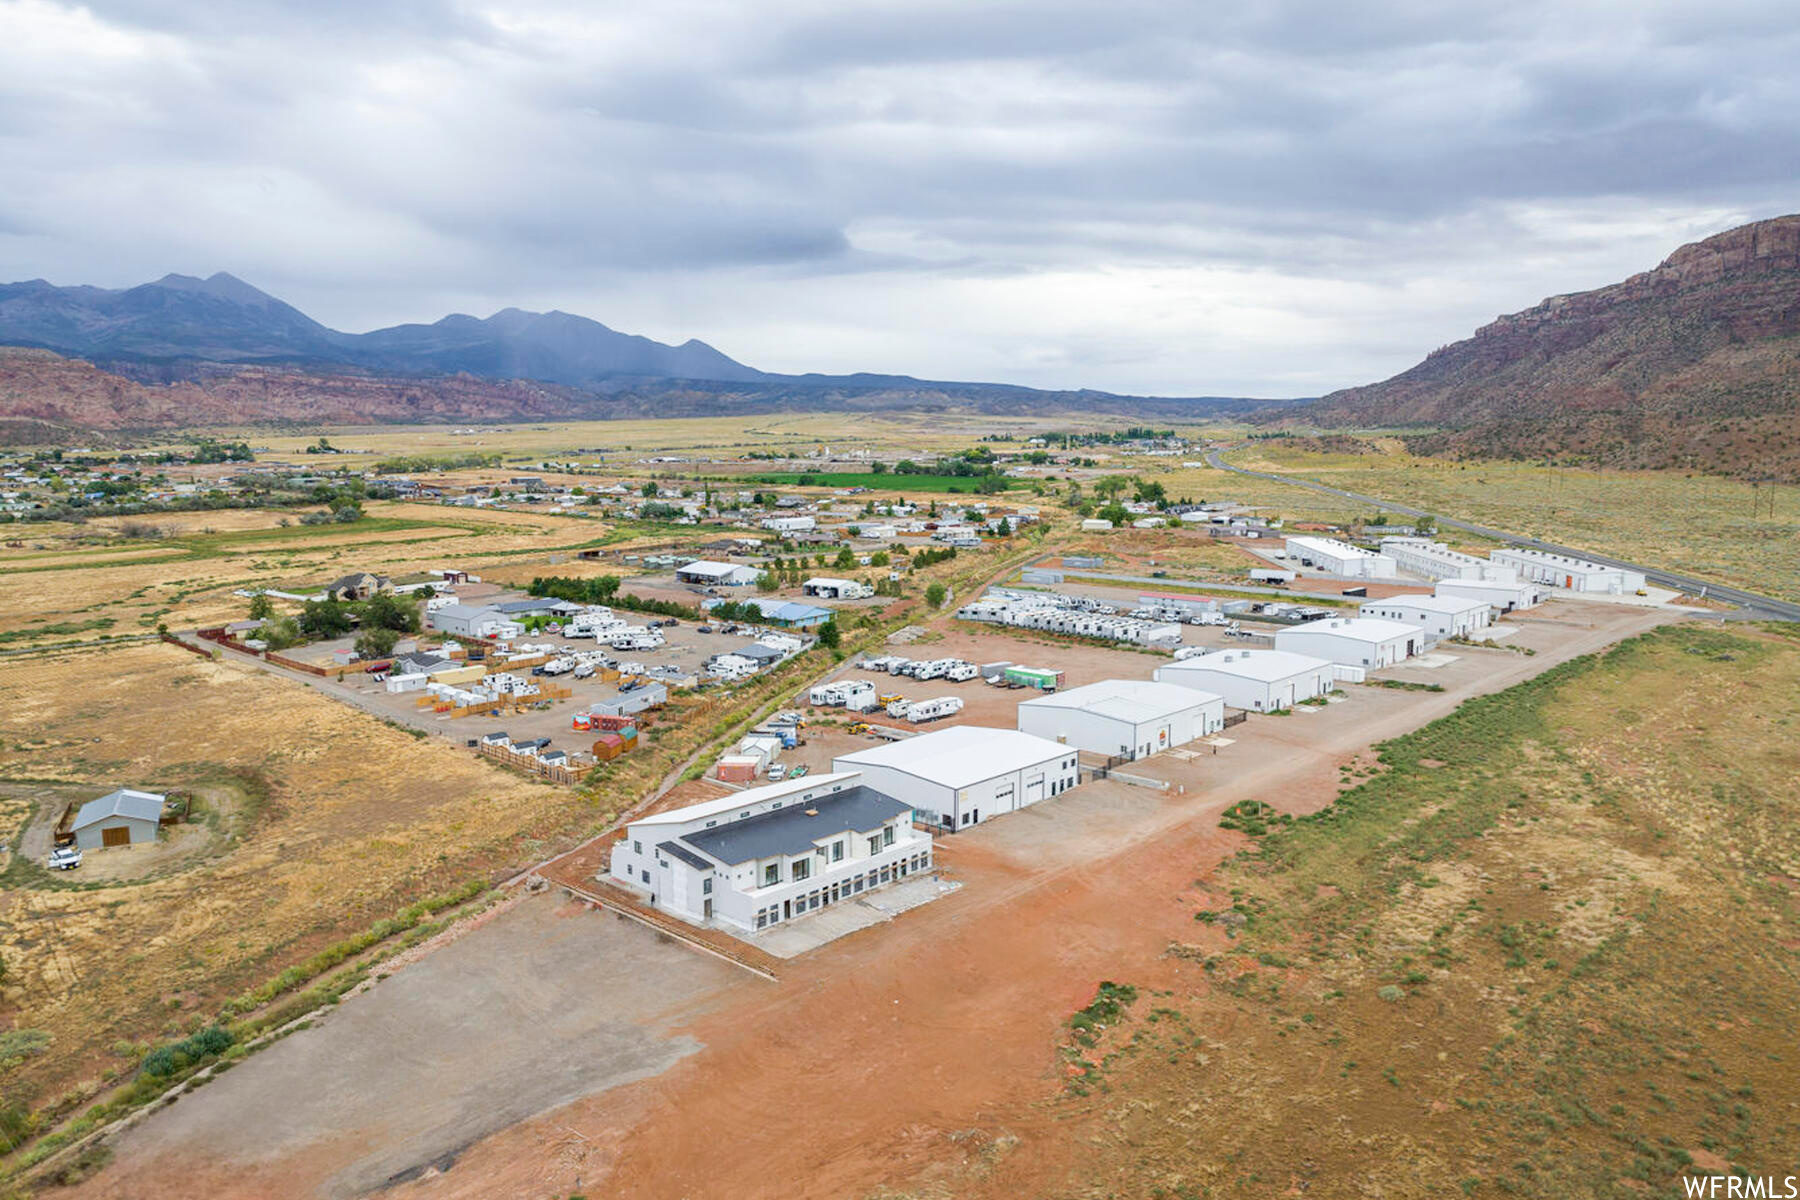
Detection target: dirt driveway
<box><xmin>69</xmin><ymin>600</ymin><xmax>1670</xmax><ymax>1200</ymax></box>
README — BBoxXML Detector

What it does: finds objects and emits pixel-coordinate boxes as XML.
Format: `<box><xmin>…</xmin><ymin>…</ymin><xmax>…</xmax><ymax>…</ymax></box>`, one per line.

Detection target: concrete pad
<box><xmin>1396</xmin><ymin>652</ymin><xmax>1460</xmax><ymax>669</ymax></box>
<box><xmin>750</xmin><ymin>875</ymin><xmax>961</xmax><ymax>958</ymax></box>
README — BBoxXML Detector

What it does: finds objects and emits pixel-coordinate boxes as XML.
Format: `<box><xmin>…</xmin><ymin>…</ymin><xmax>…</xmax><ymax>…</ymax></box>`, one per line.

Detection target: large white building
<box><xmin>1275</xmin><ymin>616</ymin><xmax>1424</xmax><ymax>668</ymax></box>
<box><xmin>1155</xmin><ymin>649</ymin><xmax>1338</xmax><ymax>712</ymax></box>
<box><xmin>1283</xmin><ymin>536</ymin><xmax>1398</xmax><ymax>579</ymax></box>
<box><xmin>1379</xmin><ymin>537</ymin><xmax>1516</xmax><ymax>582</ymax></box>
<box><xmin>1360</xmin><ymin>594</ymin><xmax>1493</xmax><ymax>640</ymax></box>
<box><xmin>674</xmin><ymin>560</ymin><xmax>760</xmax><ymax>587</ymax></box>
<box><xmin>834</xmin><ymin>725</ymin><xmax>1078</xmax><ymax>832</ymax></box>
<box><xmin>609</xmin><ymin>772</ymin><xmax>933</xmax><ymax>933</ymax></box>
<box><xmin>1436</xmin><ymin>578</ymin><xmax>1545</xmax><ymax>613</ymax></box>
<box><xmin>1488</xmin><ymin>548</ymin><xmax>1646</xmax><ymax>595</ymax></box>
<box><xmin>1016</xmin><ymin>679</ymin><xmax>1223</xmax><ymax>761</ymax></box>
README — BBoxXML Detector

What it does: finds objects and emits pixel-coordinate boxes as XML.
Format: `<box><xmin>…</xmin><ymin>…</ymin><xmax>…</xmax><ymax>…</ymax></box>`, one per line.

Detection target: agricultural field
<box><xmin>1163</xmin><ymin>441</ymin><xmax>1800</xmax><ymax>603</ymax></box>
<box><xmin>1041</xmin><ymin>622</ymin><xmax>1800</xmax><ymax>1199</ymax></box>
<box><xmin>738</xmin><ymin>471</ymin><xmax>1023</xmax><ymax>492</ymax></box>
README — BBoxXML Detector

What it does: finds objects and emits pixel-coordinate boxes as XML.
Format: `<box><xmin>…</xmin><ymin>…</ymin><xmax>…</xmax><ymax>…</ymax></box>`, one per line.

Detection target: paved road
<box><xmin>1203</xmin><ymin>448</ymin><xmax>1800</xmax><ymax>622</ymax></box>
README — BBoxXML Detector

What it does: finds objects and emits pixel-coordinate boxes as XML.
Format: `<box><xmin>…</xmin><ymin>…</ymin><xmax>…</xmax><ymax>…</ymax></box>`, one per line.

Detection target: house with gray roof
<box><xmin>70</xmin><ymin>788</ymin><xmax>165</xmax><ymax>850</ymax></box>
<box><xmin>609</xmin><ymin>772</ymin><xmax>933</xmax><ymax>933</ymax></box>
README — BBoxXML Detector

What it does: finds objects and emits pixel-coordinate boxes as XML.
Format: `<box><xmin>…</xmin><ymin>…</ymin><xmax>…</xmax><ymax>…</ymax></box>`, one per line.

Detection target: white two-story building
<box><xmin>609</xmin><ymin>772</ymin><xmax>932</xmax><ymax>934</ymax></box>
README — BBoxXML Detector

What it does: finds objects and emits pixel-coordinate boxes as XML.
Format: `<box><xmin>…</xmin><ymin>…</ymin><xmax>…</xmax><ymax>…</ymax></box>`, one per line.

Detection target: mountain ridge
<box><xmin>1272</xmin><ymin>214</ymin><xmax>1800</xmax><ymax>480</ymax></box>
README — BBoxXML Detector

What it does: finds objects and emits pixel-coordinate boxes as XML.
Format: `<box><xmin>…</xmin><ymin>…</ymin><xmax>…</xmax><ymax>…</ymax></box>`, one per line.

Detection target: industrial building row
<box><xmin>1281</xmin><ymin>536</ymin><xmax>1646</xmax><ymax>596</ymax></box>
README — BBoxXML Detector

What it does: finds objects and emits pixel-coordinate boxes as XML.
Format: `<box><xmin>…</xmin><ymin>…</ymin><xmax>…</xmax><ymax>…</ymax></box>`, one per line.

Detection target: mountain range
<box><xmin>0</xmin><ymin>272</ymin><xmax>1281</xmax><ymax>440</ymax></box>
<box><xmin>1269</xmin><ymin>214</ymin><xmax>1800</xmax><ymax>481</ymax></box>
<box><xmin>0</xmin><ymin>272</ymin><xmax>769</xmax><ymax>386</ymax></box>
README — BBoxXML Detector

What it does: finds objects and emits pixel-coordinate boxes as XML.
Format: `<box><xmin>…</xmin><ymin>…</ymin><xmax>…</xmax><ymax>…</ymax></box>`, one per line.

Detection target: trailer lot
<box><xmin>265</xmin><ymin>618</ymin><xmax>786</xmax><ymax>754</ymax></box>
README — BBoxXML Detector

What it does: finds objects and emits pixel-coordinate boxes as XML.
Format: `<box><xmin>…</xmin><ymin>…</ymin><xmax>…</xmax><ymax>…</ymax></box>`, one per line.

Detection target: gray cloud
<box><xmin>1</xmin><ymin>0</ymin><xmax>1797</xmax><ymax>394</ymax></box>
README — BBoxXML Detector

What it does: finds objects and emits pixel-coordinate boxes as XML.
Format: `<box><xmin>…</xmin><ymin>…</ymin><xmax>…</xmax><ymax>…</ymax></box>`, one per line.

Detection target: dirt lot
<box><xmin>63</xmin><ymin>601</ymin><xmax>1673</xmax><ymax>1200</ymax></box>
<box><xmin>78</xmin><ymin>892</ymin><xmax>745</xmax><ymax>1200</ymax></box>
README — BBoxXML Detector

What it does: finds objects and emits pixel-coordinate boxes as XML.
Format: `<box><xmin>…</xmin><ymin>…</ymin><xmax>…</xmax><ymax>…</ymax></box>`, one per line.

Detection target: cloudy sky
<box><xmin>3</xmin><ymin>0</ymin><xmax>1797</xmax><ymax>395</ymax></box>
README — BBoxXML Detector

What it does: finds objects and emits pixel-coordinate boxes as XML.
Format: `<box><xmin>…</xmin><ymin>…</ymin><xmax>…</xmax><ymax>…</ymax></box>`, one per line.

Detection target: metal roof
<box><xmin>1159</xmin><ymin>649</ymin><xmax>1334</xmax><ymax>683</ymax></box>
<box><xmin>1363</xmin><ymin>594</ymin><xmax>1489</xmax><ymax>615</ymax></box>
<box><xmin>763</xmin><ymin>601</ymin><xmax>831</xmax><ymax>622</ymax></box>
<box><xmin>631</xmin><ymin>772</ymin><xmax>862</xmax><ymax>828</ymax></box>
<box><xmin>1019</xmin><ymin>678</ymin><xmax>1220</xmax><ymax>723</ymax></box>
<box><xmin>834</xmin><ymin>725</ymin><xmax>1069</xmax><ymax>789</ymax></box>
<box><xmin>72</xmin><ymin>788</ymin><xmax>165</xmax><ymax>829</ymax></box>
<box><xmin>1279</xmin><ymin>616</ymin><xmax>1422</xmax><ymax>643</ymax></box>
<box><xmin>678</xmin><ymin>786</ymin><xmax>911</xmax><ymax>866</ymax></box>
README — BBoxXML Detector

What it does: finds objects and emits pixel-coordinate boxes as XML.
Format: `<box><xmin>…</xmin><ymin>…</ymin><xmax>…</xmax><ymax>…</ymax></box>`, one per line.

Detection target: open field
<box><xmin>0</xmin><ymin>501</ymin><xmax>621</xmax><ymax>647</ymax></box>
<box><xmin>1053</xmin><ymin>620</ymin><xmax>1800</xmax><ymax>1199</ymax></box>
<box><xmin>0</xmin><ymin>643</ymin><xmax>608</xmax><ymax>1119</ymax></box>
<box><xmin>1161</xmin><ymin>443</ymin><xmax>1800</xmax><ymax>604</ymax></box>
<box><xmin>740</xmin><ymin>471</ymin><xmax>1024</xmax><ymax>492</ymax></box>
<box><xmin>56</xmin><ymin>600</ymin><xmax>1676</xmax><ymax>1199</ymax></box>
<box><xmin>148</xmin><ymin>411</ymin><xmax>1123</xmax><ymax>473</ymax></box>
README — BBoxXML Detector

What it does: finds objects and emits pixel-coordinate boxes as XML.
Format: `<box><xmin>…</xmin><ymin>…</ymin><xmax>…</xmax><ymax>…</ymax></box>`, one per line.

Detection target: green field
<box><xmin>744</xmin><ymin>472</ymin><xmax>1021</xmax><ymax>493</ymax></box>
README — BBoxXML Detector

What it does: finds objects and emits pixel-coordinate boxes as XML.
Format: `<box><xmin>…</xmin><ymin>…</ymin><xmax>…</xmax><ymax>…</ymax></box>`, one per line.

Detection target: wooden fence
<box><xmin>475</xmin><ymin>741</ymin><xmax>594</xmax><ymax>785</ymax></box>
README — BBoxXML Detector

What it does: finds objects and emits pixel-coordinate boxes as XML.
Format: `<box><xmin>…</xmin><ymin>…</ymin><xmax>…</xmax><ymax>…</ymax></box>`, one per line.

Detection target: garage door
<box><xmin>101</xmin><ymin>826</ymin><xmax>131</xmax><ymax>847</ymax></box>
<box><xmin>1023</xmin><ymin>777</ymin><xmax>1044</xmax><ymax>807</ymax></box>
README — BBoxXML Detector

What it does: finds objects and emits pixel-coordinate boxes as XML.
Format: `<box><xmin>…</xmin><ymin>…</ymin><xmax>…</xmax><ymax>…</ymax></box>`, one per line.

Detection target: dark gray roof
<box><xmin>658</xmin><ymin>840</ymin><xmax>714</xmax><ymax>871</ymax></box>
<box><xmin>678</xmin><ymin>786</ymin><xmax>910</xmax><ymax>866</ymax></box>
<box><xmin>737</xmin><ymin>643</ymin><xmax>784</xmax><ymax>662</ymax></box>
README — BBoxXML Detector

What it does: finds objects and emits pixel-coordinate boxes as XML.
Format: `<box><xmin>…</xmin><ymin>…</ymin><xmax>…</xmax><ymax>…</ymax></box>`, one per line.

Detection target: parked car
<box><xmin>697</xmin><ymin>625</ymin><xmax>715</xmax><ymax>633</ymax></box>
<box><xmin>47</xmin><ymin>845</ymin><xmax>82</xmax><ymax>871</ymax></box>
<box><xmin>767</xmin><ymin>764</ymin><xmax>788</xmax><ymax>782</ymax></box>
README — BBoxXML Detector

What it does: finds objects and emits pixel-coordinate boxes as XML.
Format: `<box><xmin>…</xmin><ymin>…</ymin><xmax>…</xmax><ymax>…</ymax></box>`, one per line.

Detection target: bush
<box><xmin>139</xmin><ymin>1025</ymin><xmax>235</xmax><ymax>1079</ymax></box>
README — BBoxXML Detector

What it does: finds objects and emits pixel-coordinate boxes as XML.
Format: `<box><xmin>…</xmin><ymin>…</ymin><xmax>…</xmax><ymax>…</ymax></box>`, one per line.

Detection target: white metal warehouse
<box><xmin>1016</xmin><ymin>678</ymin><xmax>1223</xmax><ymax>760</ymax></box>
<box><xmin>1379</xmin><ymin>537</ymin><xmax>1516</xmax><ymax>582</ymax></box>
<box><xmin>1359</xmin><ymin>594</ymin><xmax>1493</xmax><ymax>639</ymax></box>
<box><xmin>1436</xmin><ymin>578</ymin><xmax>1545</xmax><ymax>613</ymax></box>
<box><xmin>1487</xmin><ymin>548</ymin><xmax>1646</xmax><ymax>595</ymax></box>
<box><xmin>1155</xmin><ymin>649</ymin><xmax>1339</xmax><ymax>712</ymax></box>
<box><xmin>833</xmin><ymin>725</ymin><xmax>1078</xmax><ymax>832</ymax></box>
<box><xmin>1274</xmin><ymin>616</ymin><xmax>1424</xmax><ymax>668</ymax></box>
<box><xmin>608</xmin><ymin>771</ymin><xmax>933</xmax><ymax>933</ymax></box>
<box><xmin>674</xmin><ymin>560</ymin><xmax>760</xmax><ymax>587</ymax></box>
<box><xmin>1282</xmin><ymin>536</ymin><xmax>1398</xmax><ymax>579</ymax></box>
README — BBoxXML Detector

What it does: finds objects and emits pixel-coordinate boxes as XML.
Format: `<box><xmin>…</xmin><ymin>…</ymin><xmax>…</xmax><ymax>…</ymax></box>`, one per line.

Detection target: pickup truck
<box><xmin>47</xmin><ymin>845</ymin><xmax>82</xmax><ymax>871</ymax></box>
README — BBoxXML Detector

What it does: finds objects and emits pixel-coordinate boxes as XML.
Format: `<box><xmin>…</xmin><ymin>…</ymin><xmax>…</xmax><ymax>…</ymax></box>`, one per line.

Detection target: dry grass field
<box><xmin>0</xmin><ymin>642</ymin><xmax>604</xmax><ymax>1119</ymax></box>
<box><xmin>1031</xmin><ymin>622</ymin><xmax>1800</xmax><ymax>1199</ymax></box>
<box><xmin>1155</xmin><ymin>442</ymin><xmax>1800</xmax><ymax>603</ymax></box>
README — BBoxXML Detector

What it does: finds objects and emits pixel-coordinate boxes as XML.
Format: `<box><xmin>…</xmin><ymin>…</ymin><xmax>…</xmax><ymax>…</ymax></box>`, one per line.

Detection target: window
<box><xmin>702</xmin><ymin>877</ymin><xmax>713</xmax><ymax>895</ymax></box>
<box><xmin>831</xmin><ymin>841</ymin><xmax>844</xmax><ymax>862</ymax></box>
<box><xmin>640</xmin><ymin>869</ymin><xmax>649</xmax><ymax>883</ymax></box>
<box><xmin>763</xmin><ymin>863</ymin><xmax>781</xmax><ymax>886</ymax></box>
<box><xmin>633</xmin><ymin>840</ymin><xmax>642</xmax><ymax>854</ymax></box>
<box><xmin>883</xmin><ymin>826</ymin><xmax>895</xmax><ymax>847</ymax></box>
<box><xmin>705</xmin><ymin>819</ymin><xmax>717</xmax><ymax>827</ymax></box>
<box><xmin>792</xmin><ymin>858</ymin><xmax>811</xmax><ymax>882</ymax></box>
<box><xmin>756</xmin><ymin>911</ymin><xmax>768</xmax><ymax>930</ymax></box>
<box><xmin>868</xmin><ymin>835</ymin><xmax>882</xmax><ymax>855</ymax></box>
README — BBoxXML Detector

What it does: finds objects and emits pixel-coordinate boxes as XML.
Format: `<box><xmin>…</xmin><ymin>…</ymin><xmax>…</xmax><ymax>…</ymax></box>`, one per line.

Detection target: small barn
<box><xmin>71</xmin><ymin>788</ymin><xmax>165</xmax><ymax>850</ymax></box>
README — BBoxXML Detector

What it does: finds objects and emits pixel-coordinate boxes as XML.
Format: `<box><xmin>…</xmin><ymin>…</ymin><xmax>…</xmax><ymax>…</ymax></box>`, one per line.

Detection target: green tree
<box><xmin>298</xmin><ymin>600</ymin><xmax>353</xmax><ymax>640</ymax></box>
<box><xmin>756</xmin><ymin>571</ymin><xmax>779</xmax><ymax>593</ymax></box>
<box><xmin>247</xmin><ymin>594</ymin><xmax>274</xmax><ymax>622</ymax></box>
<box><xmin>1099</xmin><ymin>501</ymin><xmax>1130</xmax><ymax>526</ymax></box>
<box><xmin>925</xmin><ymin>581</ymin><xmax>947</xmax><ymax>608</ymax></box>
<box><xmin>833</xmin><ymin>546</ymin><xmax>856</xmax><ymax>569</ymax></box>
<box><xmin>816</xmin><ymin>619</ymin><xmax>841</xmax><ymax>649</ymax></box>
<box><xmin>354</xmin><ymin>626</ymin><xmax>400</xmax><ymax>659</ymax></box>
<box><xmin>361</xmin><ymin>592</ymin><xmax>421</xmax><ymax>633</ymax></box>
<box><xmin>641</xmin><ymin>480</ymin><xmax>659</xmax><ymax>498</ymax></box>
<box><xmin>870</xmin><ymin>550</ymin><xmax>890</xmax><ymax>567</ymax></box>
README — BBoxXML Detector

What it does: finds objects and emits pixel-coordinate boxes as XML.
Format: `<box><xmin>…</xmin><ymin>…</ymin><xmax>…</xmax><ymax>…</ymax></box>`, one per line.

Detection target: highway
<box><xmin>1201</xmin><ymin>449</ymin><xmax>1800</xmax><ymax>622</ymax></box>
